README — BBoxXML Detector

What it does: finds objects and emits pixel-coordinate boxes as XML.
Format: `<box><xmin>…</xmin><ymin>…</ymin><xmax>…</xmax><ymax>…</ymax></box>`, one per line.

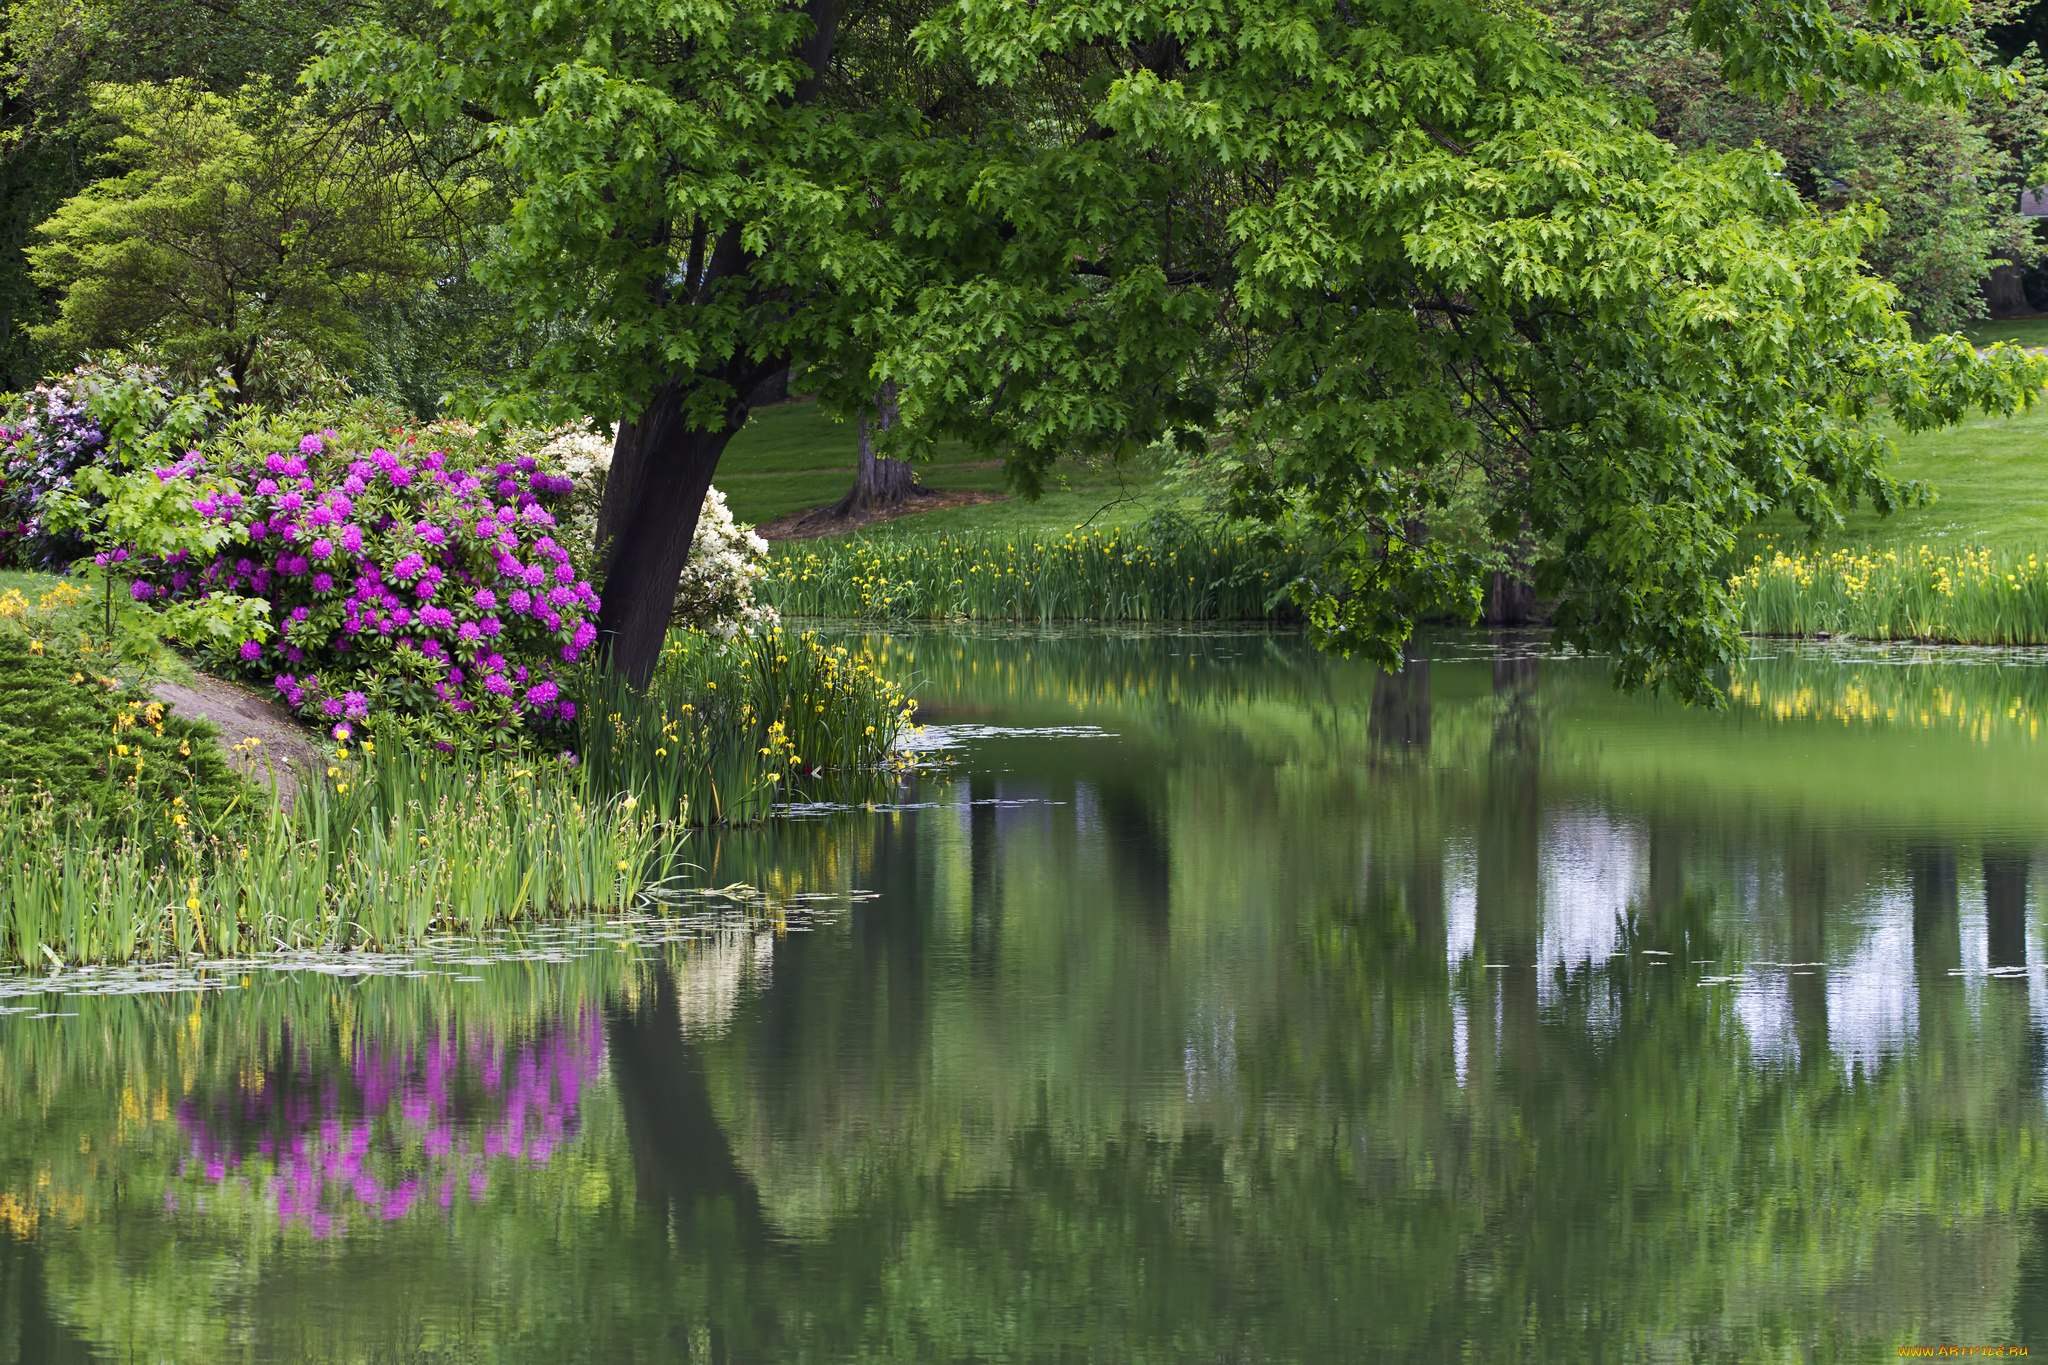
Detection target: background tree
<box><xmin>807</xmin><ymin>384</ymin><xmax>931</xmax><ymax>526</ymax></box>
<box><xmin>1541</xmin><ymin>0</ymin><xmax>2048</xmax><ymax>330</ymax></box>
<box><xmin>0</xmin><ymin>0</ymin><xmax>366</xmax><ymax>389</ymax></box>
<box><xmin>25</xmin><ymin>81</ymin><xmax>456</xmax><ymax>399</ymax></box>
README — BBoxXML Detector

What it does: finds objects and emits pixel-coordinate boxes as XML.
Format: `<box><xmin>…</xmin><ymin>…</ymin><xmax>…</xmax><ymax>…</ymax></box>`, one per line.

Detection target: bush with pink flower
<box><xmin>131</xmin><ymin>426</ymin><xmax>600</xmax><ymax>746</ymax></box>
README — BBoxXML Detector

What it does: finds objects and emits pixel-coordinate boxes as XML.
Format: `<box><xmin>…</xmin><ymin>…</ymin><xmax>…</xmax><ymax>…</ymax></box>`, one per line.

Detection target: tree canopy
<box><xmin>296</xmin><ymin>0</ymin><xmax>2048</xmax><ymax>693</ymax></box>
<box><xmin>26</xmin><ymin>82</ymin><xmax>455</xmax><ymax>398</ymax></box>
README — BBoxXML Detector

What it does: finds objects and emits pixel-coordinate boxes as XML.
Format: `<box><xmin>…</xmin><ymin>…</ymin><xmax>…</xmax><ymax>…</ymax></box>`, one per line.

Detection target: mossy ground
<box><xmin>0</xmin><ymin>631</ymin><xmax>256</xmax><ymax>830</ymax></box>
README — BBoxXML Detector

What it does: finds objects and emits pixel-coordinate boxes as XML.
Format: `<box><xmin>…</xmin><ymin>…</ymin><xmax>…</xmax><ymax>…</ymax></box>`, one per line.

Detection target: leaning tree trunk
<box><xmin>824</xmin><ymin>384</ymin><xmax>925</xmax><ymax>520</ymax></box>
<box><xmin>593</xmin><ymin>380</ymin><xmax>749</xmax><ymax>685</ymax></box>
<box><xmin>586</xmin><ymin>0</ymin><xmax>844</xmax><ymax>686</ymax></box>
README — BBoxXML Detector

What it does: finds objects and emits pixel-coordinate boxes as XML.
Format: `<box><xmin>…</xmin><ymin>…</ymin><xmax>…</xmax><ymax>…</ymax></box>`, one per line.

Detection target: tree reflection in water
<box><xmin>0</xmin><ymin>628</ymin><xmax>2045</xmax><ymax>1360</ymax></box>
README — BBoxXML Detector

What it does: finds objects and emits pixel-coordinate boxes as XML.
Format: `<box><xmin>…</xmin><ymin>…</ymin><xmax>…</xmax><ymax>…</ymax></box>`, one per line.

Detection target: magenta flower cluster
<box><xmin>134</xmin><ymin>431</ymin><xmax>601</xmax><ymax>736</ymax></box>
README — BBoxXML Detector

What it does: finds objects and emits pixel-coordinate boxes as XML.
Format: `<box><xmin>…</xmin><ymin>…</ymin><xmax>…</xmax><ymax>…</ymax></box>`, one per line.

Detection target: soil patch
<box><xmin>151</xmin><ymin>672</ymin><xmax>324</xmax><ymax>804</ymax></box>
<box><xmin>758</xmin><ymin>488</ymin><xmax>1009</xmax><ymax>541</ymax></box>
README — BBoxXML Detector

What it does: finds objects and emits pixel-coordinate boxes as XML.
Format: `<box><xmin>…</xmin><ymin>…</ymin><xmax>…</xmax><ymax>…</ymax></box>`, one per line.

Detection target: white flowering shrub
<box><xmin>533</xmin><ymin>427</ymin><xmax>777</xmax><ymax>639</ymax></box>
<box><xmin>675</xmin><ymin>485</ymin><xmax>777</xmax><ymax>638</ymax></box>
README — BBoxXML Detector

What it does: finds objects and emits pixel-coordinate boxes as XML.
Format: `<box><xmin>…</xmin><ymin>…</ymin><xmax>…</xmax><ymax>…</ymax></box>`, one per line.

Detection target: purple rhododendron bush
<box><xmin>130</xmin><ymin>423</ymin><xmax>598</xmax><ymax>747</ymax></box>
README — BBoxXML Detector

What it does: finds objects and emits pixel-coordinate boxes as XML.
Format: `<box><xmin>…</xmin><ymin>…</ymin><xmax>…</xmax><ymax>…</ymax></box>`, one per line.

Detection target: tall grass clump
<box><xmin>762</xmin><ymin>523</ymin><xmax>1306</xmax><ymax>622</ymax></box>
<box><xmin>1732</xmin><ymin>544</ymin><xmax>2048</xmax><ymax>644</ymax></box>
<box><xmin>0</xmin><ymin>734</ymin><xmax>669</xmax><ymax>968</ymax></box>
<box><xmin>575</xmin><ymin>627</ymin><xmax>919</xmax><ymax>825</ymax></box>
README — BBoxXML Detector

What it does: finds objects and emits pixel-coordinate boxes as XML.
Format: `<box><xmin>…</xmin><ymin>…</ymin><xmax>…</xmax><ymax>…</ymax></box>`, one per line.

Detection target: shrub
<box><xmin>0</xmin><ymin>354</ymin><xmax>230</xmax><ymax>570</ymax></box>
<box><xmin>0</xmin><ymin>380</ymin><xmax>104</xmax><ymax>568</ymax></box>
<box><xmin>129</xmin><ymin>427</ymin><xmax>600</xmax><ymax>748</ymax></box>
<box><xmin>672</xmin><ymin>487</ymin><xmax>777</xmax><ymax>637</ymax></box>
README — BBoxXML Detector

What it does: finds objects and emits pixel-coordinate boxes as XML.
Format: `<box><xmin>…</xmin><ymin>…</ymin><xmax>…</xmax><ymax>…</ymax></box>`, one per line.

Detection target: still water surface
<box><xmin>4</xmin><ymin>627</ymin><xmax>2048</xmax><ymax>1361</ymax></box>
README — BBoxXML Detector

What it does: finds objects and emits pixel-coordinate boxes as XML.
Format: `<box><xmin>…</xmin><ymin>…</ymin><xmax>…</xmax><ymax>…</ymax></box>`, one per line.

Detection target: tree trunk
<box><xmin>593</xmin><ymin>381</ymin><xmax>748</xmax><ymax>685</ymax></box>
<box><xmin>1985</xmin><ymin>259</ymin><xmax>2032</xmax><ymax>318</ymax></box>
<box><xmin>824</xmin><ymin>384</ymin><xmax>926</xmax><ymax>520</ymax></box>
<box><xmin>1482</xmin><ymin>570</ymin><xmax>1537</xmax><ymax>625</ymax></box>
<box><xmin>584</xmin><ymin>0</ymin><xmax>844</xmax><ymax>684</ymax></box>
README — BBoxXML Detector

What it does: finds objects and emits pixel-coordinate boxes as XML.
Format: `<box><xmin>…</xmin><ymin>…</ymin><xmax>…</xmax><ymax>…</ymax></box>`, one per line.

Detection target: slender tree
<box><xmin>27</xmin><ymin>82</ymin><xmax>452</xmax><ymax>396</ymax></box>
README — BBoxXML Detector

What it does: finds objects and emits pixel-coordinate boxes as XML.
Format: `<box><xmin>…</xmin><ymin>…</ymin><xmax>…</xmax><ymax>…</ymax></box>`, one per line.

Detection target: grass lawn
<box><xmin>727</xmin><ymin>384</ymin><xmax>2048</xmax><ymax>550</ymax></box>
<box><xmin>1742</xmin><ymin>401</ymin><xmax>2048</xmax><ymax>557</ymax></box>
<box><xmin>716</xmin><ymin>401</ymin><xmax>1189</xmax><ymax>532</ymax></box>
<box><xmin>1959</xmin><ymin>317</ymin><xmax>2048</xmax><ymax>349</ymax></box>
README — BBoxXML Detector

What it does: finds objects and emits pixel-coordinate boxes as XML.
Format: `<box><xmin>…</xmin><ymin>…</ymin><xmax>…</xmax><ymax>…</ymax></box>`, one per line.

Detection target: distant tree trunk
<box><xmin>824</xmin><ymin>384</ymin><xmax>926</xmax><ymax>519</ymax></box>
<box><xmin>1482</xmin><ymin>570</ymin><xmax>1538</xmax><ymax>625</ymax></box>
<box><xmin>1985</xmin><ymin>258</ymin><xmax>2031</xmax><ymax>318</ymax></box>
<box><xmin>1482</xmin><ymin>526</ymin><xmax>1539</xmax><ymax>626</ymax></box>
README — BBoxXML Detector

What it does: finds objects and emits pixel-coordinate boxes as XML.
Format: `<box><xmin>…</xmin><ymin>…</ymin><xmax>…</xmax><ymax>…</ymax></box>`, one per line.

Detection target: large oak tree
<box><xmin>320</xmin><ymin>0</ymin><xmax>2048</xmax><ymax>697</ymax></box>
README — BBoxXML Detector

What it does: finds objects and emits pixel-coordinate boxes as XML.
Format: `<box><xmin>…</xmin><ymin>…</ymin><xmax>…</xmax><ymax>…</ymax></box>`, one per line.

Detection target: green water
<box><xmin>4</xmin><ymin>628</ymin><xmax>2048</xmax><ymax>1362</ymax></box>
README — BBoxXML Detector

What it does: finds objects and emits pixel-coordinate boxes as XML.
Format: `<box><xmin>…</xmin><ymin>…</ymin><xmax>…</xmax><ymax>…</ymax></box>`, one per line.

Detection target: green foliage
<box><xmin>0</xmin><ymin>629</ymin><xmax>253</xmax><ymax>834</ymax></box>
<box><xmin>1543</xmin><ymin>0</ymin><xmax>2045</xmax><ymax>332</ymax></box>
<box><xmin>1683</xmin><ymin>0</ymin><xmax>2014</xmax><ymax>108</ymax></box>
<box><xmin>26</xmin><ymin>81</ymin><xmax>452</xmax><ymax>394</ymax></box>
<box><xmin>762</xmin><ymin>522</ymin><xmax>1306</xmax><ymax>622</ymax></box>
<box><xmin>0</xmin><ymin>0</ymin><xmax>364</xmax><ymax>391</ymax></box>
<box><xmin>27</xmin><ymin>357</ymin><xmax>272</xmax><ymax>646</ymax></box>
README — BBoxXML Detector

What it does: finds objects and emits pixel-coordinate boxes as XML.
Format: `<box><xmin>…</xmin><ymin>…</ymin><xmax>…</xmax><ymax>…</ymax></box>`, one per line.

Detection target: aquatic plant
<box><xmin>1730</xmin><ymin>543</ymin><xmax>2048</xmax><ymax>644</ymax></box>
<box><xmin>575</xmin><ymin>628</ymin><xmax>919</xmax><ymax>825</ymax></box>
<box><xmin>761</xmin><ymin>525</ymin><xmax>1305</xmax><ymax>623</ymax></box>
<box><xmin>0</xmin><ymin>735</ymin><xmax>666</xmax><ymax>966</ymax></box>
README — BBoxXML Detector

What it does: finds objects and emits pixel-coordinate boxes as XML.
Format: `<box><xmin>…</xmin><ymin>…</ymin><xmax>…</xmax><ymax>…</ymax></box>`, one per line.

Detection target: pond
<box><xmin>2</xmin><ymin>627</ymin><xmax>2045</xmax><ymax>1361</ymax></box>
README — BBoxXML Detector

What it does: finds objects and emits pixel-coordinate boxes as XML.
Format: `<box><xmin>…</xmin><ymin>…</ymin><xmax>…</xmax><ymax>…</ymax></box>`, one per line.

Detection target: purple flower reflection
<box><xmin>172</xmin><ymin>1011</ymin><xmax>605</xmax><ymax>1238</ymax></box>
